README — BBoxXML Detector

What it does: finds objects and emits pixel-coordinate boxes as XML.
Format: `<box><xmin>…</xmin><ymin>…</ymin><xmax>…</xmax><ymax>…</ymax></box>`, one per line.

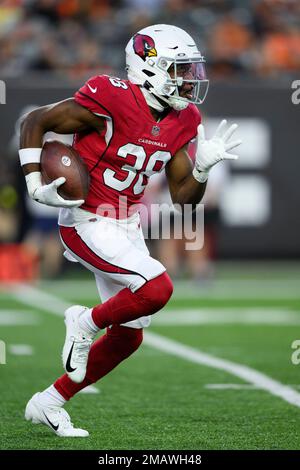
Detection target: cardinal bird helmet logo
<box><xmin>133</xmin><ymin>34</ymin><xmax>157</xmax><ymax>61</ymax></box>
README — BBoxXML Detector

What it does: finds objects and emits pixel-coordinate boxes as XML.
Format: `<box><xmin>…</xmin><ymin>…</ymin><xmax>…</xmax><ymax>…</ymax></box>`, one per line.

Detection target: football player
<box><xmin>20</xmin><ymin>25</ymin><xmax>241</xmax><ymax>437</ymax></box>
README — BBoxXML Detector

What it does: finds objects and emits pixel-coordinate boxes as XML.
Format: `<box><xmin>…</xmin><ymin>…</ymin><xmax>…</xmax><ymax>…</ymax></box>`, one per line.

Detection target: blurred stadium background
<box><xmin>1</xmin><ymin>0</ymin><xmax>300</xmax><ymax>450</ymax></box>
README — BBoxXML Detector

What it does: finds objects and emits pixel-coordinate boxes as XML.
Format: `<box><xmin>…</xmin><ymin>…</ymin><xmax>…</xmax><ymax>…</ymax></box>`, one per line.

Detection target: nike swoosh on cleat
<box><xmin>66</xmin><ymin>342</ymin><xmax>77</xmax><ymax>373</ymax></box>
<box><xmin>87</xmin><ymin>84</ymin><xmax>97</xmax><ymax>93</ymax></box>
<box><xmin>43</xmin><ymin>412</ymin><xmax>59</xmax><ymax>431</ymax></box>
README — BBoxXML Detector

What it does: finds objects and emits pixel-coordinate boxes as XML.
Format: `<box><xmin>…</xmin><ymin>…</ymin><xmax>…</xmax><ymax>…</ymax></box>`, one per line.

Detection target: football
<box><xmin>40</xmin><ymin>140</ymin><xmax>90</xmax><ymax>201</ymax></box>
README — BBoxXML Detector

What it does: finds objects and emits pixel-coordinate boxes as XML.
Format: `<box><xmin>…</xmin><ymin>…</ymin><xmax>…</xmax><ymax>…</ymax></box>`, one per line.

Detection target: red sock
<box><xmin>54</xmin><ymin>325</ymin><xmax>143</xmax><ymax>400</ymax></box>
<box><xmin>91</xmin><ymin>271</ymin><xmax>173</xmax><ymax>329</ymax></box>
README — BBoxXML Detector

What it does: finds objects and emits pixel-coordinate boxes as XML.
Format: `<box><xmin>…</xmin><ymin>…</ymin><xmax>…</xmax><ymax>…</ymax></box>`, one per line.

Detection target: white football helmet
<box><xmin>125</xmin><ymin>24</ymin><xmax>209</xmax><ymax>111</ymax></box>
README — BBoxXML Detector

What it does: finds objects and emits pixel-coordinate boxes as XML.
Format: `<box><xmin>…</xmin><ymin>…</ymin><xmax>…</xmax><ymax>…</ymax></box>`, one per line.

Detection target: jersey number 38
<box><xmin>103</xmin><ymin>143</ymin><xmax>171</xmax><ymax>195</ymax></box>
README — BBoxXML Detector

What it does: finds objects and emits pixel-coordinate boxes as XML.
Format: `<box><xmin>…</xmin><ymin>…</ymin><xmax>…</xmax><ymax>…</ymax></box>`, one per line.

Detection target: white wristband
<box><xmin>19</xmin><ymin>148</ymin><xmax>42</xmax><ymax>166</ymax></box>
<box><xmin>192</xmin><ymin>168</ymin><xmax>209</xmax><ymax>183</ymax></box>
<box><xmin>25</xmin><ymin>171</ymin><xmax>42</xmax><ymax>198</ymax></box>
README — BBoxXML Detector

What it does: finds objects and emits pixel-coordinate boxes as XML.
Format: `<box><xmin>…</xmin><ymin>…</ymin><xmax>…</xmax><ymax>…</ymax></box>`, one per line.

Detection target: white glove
<box><xmin>25</xmin><ymin>172</ymin><xmax>84</xmax><ymax>208</ymax></box>
<box><xmin>193</xmin><ymin>119</ymin><xmax>242</xmax><ymax>183</ymax></box>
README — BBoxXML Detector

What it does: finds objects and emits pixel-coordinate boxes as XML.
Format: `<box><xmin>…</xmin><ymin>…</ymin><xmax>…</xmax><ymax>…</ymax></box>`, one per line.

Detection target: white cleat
<box><xmin>25</xmin><ymin>393</ymin><xmax>89</xmax><ymax>437</ymax></box>
<box><xmin>62</xmin><ymin>305</ymin><xmax>95</xmax><ymax>383</ymax></box>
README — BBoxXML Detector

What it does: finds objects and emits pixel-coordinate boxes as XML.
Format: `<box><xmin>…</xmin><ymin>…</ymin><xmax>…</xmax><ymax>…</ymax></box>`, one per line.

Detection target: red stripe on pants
<box><xmin>59</xmin><ymin>225</ymin><xmax>142</xmax><ymax>276</ymax></box>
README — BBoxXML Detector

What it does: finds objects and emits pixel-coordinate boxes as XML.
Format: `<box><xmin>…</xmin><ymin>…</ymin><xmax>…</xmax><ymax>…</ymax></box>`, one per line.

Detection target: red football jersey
<box><xmin>73</xmin><ymin>75</ymin><xmax>201</xmax><ymax>218</ymax></box>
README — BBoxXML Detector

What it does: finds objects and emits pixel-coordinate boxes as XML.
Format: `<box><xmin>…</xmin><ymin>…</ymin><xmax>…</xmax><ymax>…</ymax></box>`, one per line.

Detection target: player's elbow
<box><xmin>21</xmin><ymin>107</ymin><xmax>41</xmax><ymax>126</ymax></box>
<box><xmin>170</xmin><ymin>191</ymin><xmax>186</xmax><ymax>209</ymax></box>
<box><xmin>20</xmin><ymin>107</ymin><xmax>44</xmax><ymax>136</ymax></box>
<box><xmin>171</xmin><ymin>195</ymin><xmax>200</xmax><ymax>213</ymax></box>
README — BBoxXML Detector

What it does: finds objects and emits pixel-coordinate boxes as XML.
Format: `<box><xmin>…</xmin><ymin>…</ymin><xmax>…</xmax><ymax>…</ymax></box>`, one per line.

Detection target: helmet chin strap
<box><xmin>140</xmin><ymin>87</ymin><xmax>166</xmax><ymax>113</ymax></box>
<box><xmin>140</xmin><ymin>86</ymin><xmax>189</xmax><ymax>112</ymax></box>
<box><xmin>165</xmin><ymin>96</ymin><xmax>189</xmax><ymax>111</ymax></box>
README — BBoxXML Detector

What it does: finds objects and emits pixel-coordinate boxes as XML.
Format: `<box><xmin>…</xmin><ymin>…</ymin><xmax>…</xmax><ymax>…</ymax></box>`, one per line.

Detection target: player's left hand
<box><xmin>193</xmin><ymin>119</ymin><xmax>242</xmax><ymax>183</ymax></box>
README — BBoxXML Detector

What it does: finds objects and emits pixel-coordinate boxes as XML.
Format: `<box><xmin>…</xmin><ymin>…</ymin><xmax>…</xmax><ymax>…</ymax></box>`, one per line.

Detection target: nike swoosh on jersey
<box><xmin>87</xmin><ymin>84</ymin><xmax>97</xmax><ymax>93</ymax></box>
<box><xmin>43</xmin><ymin>412</ymin><xmax>59</xmax><ymax>431</ymax></box>
<box><xmin>66</xmin><ymin>342</ymin><xmax>77</xmax><ymax>373</ymax></box>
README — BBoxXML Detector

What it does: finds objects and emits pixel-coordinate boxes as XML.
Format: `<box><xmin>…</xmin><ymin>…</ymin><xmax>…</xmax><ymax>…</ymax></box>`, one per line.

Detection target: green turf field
<box><xmin>1</xmin><ymin>263</ymin><xmax>300</xmax><ymax>450</ymax></box>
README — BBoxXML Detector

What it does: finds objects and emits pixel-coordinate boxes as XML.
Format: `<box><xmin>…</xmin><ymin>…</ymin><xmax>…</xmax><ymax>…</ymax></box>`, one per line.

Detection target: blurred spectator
<box><xmin>22</xmin><ymin>197</ymin><xmax>63</xmax><ymax>279</ymax></box>
<box><xmin>0</xmin><ymin>0</ymin><xmax>299</xmax><ymax>80</ymax></box>
<box><xmin>208</xmin><ymin>13</ymin><xmax>254</xmax><ymax>76</ymax></box>
<box><xmin>259</xmin><ymin>26</ymin><xmax>300</xmax><ymax>75</ymax></box>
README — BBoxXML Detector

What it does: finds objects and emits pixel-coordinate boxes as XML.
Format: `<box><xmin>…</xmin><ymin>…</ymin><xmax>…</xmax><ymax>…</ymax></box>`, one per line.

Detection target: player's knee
<box><xmin>137</xmin><ymin>271</ymin><xmax>173</xmax><ymax>312</ymax></box>
<box><xmin>156</xmin><ymin>272</ymin><xmax>173</xmax><ymax>308</ymax></box>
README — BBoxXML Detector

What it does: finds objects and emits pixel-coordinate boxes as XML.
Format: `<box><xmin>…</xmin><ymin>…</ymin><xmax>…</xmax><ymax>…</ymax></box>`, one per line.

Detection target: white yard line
<box><xmin>9</xmin><ymin>285</ymin><xmax>70</xmax><ymax>317</ymax></box>
<box><xmin>152</xmin><ymin>308</ymin><xmax>300</xmax><ymax>326</ymax></box>
<box><xmin>79</xmin><ymin>385</ymin><xmax>99</xmax><ymax>394</ymax></box>
<box><xmin>205</xmin><ymin>384</ymin><xmax>300</xmax><ymax>390</ymax></box>
<box><xmin>0</xmin><ymin>310</ymin><xmax>40</xmax><ymax>326</ymax></box>
<box><xmin>8</xmin><ymin>344</ymin><xmax>34</xmax><ymax>356</ymax></box>
<box><xmin>205</xmin><ymin>384</ymin><xmax>258</xmax><ymax>390</ymax></box>
<box><xmin>172</xmin><ymin>280</ymin><xmax>300</xmax><ymax>300</ymax></box>
<box><xmin>8</xmin><ymin>285</ymin><xmax>300</xmax><ymax>326</ymax></box>
<box><xmin>26</xmin><ymin>279</ymin><xmax>300</xmax><ymax>300</ymax></box>
<box><xmin>143</xmin><ymin>331</ymin><xmax>300</xmax><ymax>408</ymax></box>
<box><xmin>8</xmin><ymin>284</ymin><xmax>300</xmax><ymax>409</ymax></box>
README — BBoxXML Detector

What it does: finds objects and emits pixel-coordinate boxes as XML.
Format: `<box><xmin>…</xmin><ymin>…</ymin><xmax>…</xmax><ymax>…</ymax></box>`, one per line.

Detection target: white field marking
<box><xmin>6</xmin><ymin>284</ymin><xmax>300</xmax><ymax>329</ymax></box>
<box><xmin>205</xmin><ymin>384</ymin><xmax>258</xmax><ymax>390</ymax></box>
<box><xmin>79</xmin><ymin>385</ymin><xmax>99</xmax><ymax>394</ymax></box>
<box><xmin>8</xmin><ymin>285</ymin><xmax>70</xmax><ymax>317</ymax></box>
<box><xmin>0</xmin><ymin>310</ymin><xmax>40</xmax><ymax>326</ymax></box>
<box><xmin>205</xmin><ymin>384</ymin><xmax>300</xmax><ymax>390</ymax></box>
<box><xmin>172</xmin><ymin>280</ymin><xmax>300</xmax><ymax>300</ymax></box>
<box><xmin>143</xmin><ymin>331</ymin><xmax>300</xmax><ymax>408</ymax></box>
<box><xmin>8</xmin><ymin>344</ymin><xmax>34</xmax><ymax>356</ymax></box>
<box><xmin>153</xmin><ymin>308</ymin><xmax>300</xmax><ymax>326</ymax></box>
<box><xmin>8</xmin><ymin>284</ymin><xmax>300</xmax><ymax>409</ymax></box>
<box><xmin>24</xmin><ymin>279</ymin><xmax>300</xmax><ymax>300</ymax></box>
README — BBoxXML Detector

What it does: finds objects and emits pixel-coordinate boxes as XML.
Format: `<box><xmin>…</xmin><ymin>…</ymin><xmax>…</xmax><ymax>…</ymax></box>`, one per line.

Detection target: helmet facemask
<box><xmin>150</xmin><ymin>55</ymin><xmax>209</xmax><ymax>111</ymax></box>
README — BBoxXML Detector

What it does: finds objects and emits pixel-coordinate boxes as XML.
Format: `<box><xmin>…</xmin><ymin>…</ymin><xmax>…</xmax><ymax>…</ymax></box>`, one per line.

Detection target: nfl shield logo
<box><xmin>151</xmin><ymin>125</ymin><xmax>160</xmax><ymax>136</ymax></box>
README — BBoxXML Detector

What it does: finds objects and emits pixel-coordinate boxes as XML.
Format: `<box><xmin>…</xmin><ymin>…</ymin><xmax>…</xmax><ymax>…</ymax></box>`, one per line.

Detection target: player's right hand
<box><xmin>33</xmin><ymin>177</ymin><xmax>84</xmax><ymax>208</ymax></box>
